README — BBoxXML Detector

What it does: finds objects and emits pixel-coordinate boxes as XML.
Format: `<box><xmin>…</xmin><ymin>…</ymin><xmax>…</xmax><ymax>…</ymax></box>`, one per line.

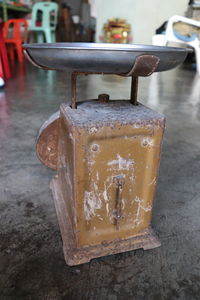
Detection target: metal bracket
<box><xmin>124</xmin><ymin>55</ymin><xmax>160</xmax><ymax>77</ymax></box>
<box><xmin>123</xmin><ymin>55</ymin><xmax>160</xmax><ymax>105</ymax></box>
<box><xmin>71</xmin><ymin>55</ymin><xmax>160</xmax><ymax>108</ymax></box>
<box><xmin>71</xmin><ymin>71</ymin><xmax>104</xmax><ymax>109</ymax></box>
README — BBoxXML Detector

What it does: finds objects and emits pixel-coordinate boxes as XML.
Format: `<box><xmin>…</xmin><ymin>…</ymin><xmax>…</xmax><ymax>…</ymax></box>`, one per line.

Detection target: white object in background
<box><xmin>152</xmin><ymin>15</ymin><xmax>200</xmax><ymax>75</ymax></box>
<box><xmin>0</xmin><ymin>77</ymin><xmax>5</xmax><ymax>88</ymax></box>
<box><xmin>152</xmin><ymin>34</ymin><xmax>166</xmax><ymax>46</ymax></box>
<box><xmin>88</xmin><ymin>0</ymin><xmax>96</xmax><ymax>18</ymax></box>
<box><xmin>72</xmin><ymin>15</ymin><xmax>80</xmax><ymax>24</ymax></box>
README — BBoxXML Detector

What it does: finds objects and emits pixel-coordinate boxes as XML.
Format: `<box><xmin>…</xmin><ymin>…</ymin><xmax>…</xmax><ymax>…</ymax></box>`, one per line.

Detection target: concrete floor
<box><xmin>0</xmin><ymin>62</ymin><xmax>200</xmax><ymax>300</ymax></box>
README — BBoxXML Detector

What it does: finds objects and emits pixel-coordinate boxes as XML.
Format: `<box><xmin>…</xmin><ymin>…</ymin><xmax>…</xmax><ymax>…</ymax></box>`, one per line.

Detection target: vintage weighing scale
<box><xmin>23</xmin><ymin>43</ymin><xmax>191</xmax><ymax>265</ymax></box>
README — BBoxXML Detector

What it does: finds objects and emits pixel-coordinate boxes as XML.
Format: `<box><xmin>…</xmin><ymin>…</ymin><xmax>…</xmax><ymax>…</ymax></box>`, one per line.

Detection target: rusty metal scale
<box><xmin>23</xmin><ymin>43</ymin><xmax>191</xmax><ymax>265</ymax></box>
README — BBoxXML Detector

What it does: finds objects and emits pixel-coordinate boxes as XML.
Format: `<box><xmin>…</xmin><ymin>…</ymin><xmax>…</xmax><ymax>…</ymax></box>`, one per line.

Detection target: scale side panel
<box><xmin>57</xmin><ymin>108</ymin><xmax>77</xmax><ymax>242</ymax></box>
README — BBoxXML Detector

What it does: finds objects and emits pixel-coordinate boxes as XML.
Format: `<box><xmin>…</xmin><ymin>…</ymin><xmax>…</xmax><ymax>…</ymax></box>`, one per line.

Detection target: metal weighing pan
<box><xmin>23</xmin><ymin>43</ymin><xmax>192</xmax><ymax>75</ymax></box>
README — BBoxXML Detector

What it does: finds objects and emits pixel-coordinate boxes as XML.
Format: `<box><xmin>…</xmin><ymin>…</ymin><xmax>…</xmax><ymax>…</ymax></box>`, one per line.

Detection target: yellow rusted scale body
<box><xmin>37</xmin><ymin>94</ymin><xmax>165</xmax><ymax>265</ymax></box>
<box><xmin>36</xmin><ymin>59</ymin><xmax>165</xmax><ymax>265</ymax></box>
<box><xmin>51</xmin><ymin>100</ymin><xmax>164</xmax><ymax>265</ymax></box>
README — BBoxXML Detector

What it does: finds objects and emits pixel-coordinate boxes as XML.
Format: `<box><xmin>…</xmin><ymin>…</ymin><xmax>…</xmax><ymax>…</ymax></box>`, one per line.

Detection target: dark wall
<box><xmin>64</xmin><ymin>0</ymin><xmax>82</xmax><ymax>15</ymax></box>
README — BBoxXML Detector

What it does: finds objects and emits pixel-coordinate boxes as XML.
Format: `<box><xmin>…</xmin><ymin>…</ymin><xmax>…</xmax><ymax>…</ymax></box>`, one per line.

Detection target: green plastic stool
<box><xmin>29</xmin><ymin>2</ymin><xmax>58</xmax><ymax>43</ymax></box>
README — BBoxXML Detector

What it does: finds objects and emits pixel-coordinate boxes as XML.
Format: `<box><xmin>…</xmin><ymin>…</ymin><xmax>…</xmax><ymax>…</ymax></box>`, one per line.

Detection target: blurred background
<box><xmin>1</xmin><ymin>0</ymin><xmax>200</xmax><ymax>83</ymax></box>
<box><xmin>1</xmin><ymin>1</ymin><xmax>200</xmax><ymax>299</ymax></box>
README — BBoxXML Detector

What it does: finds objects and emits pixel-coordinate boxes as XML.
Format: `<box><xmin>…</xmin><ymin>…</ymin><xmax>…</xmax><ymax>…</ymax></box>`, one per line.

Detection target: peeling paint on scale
<box><xmin>84</xmin><ymin>152</ymin><xmax>136</xmax><ymax>221</ymax></box>
<box><xmin>84</xmin><ymin>190</ymin><xmax>102</xmax><ymax>221</ymax></box>
<box><xmin>134</xmin><ymin>196</ymin><xmax>152</xmax><ymax>226</ymax></box>
<box><xmin>103</xmin><ymin>189</ymin><xmax>108</xmax><ymax>202</ymax></box>
<box><xmin>141</xmin><ymin>137</ymin><xmax>154</xmax><ymax>148</ymax></box>
<box><xmin>89</xmin><ymin>127</ymin><xmax>98</xmax><ymax>134</ymax></box>
<box><xmin>84</xmin><ymin>176</ymin><xmax>118</xmax><ymax>220</ymax></box>
<box><xmin>107</xmin><ymin>154</ymin><xmax>135</xmax><ymax>171</ymax></box>
<box><xmin>69</xmin><ymin>132</ymin><xmax>75</xmax><ymax>142</ymax></box>
<box><xmin>148</xmin><ymin>177</ymin><xmax>157</xmax><ymax>186</ymax></box>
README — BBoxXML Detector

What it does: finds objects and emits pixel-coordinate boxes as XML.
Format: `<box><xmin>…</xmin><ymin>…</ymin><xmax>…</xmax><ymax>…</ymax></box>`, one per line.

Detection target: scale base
<box><xmin>50</xmin><ymin>176</ymin><xmax>161</xmax><ymax>266</ymax></box>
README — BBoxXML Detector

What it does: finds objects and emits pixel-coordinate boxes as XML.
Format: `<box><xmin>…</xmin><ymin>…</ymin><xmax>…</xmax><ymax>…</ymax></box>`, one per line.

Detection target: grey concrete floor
<box><xmin>0</xmin><ymin>62</ymin><xmax>200</xmax><ymax>300</ymax></box>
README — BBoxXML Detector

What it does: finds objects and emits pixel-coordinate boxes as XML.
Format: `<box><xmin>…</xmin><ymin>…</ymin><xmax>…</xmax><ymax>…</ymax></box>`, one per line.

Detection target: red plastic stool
<box><xmin>3</xmin><ymin>19</ymin><xmax>28</xmax><ymax>63</ymax></box>
<box><xmin>0</xmin><ymin>22</ymin><xmax>10</xmax><ymax>78</ymax></box>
